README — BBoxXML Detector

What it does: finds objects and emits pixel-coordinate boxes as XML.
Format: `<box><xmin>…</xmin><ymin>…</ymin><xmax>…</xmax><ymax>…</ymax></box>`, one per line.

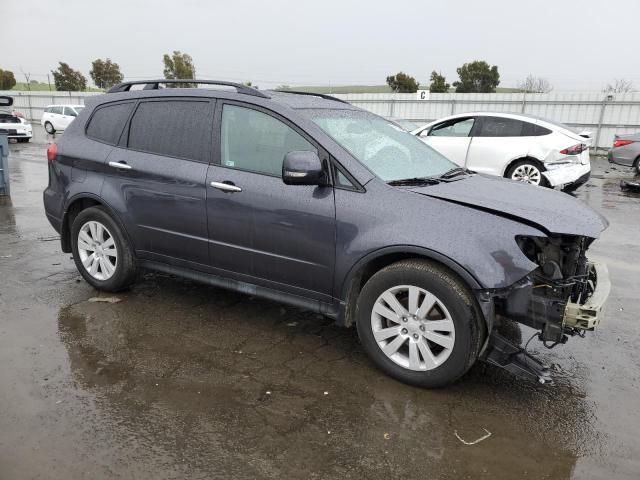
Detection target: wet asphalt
<box><xmin>1</xmin><ymin>127</ymin><xmax>639</xmax><ymax>479</ymax></box>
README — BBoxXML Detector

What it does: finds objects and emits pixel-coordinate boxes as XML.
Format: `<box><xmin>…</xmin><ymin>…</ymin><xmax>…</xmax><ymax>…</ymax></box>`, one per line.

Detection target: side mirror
<box><xmin>282</xmin><ymin>151</ymin><xmax>327</xmax><ymax>186</ymax></box>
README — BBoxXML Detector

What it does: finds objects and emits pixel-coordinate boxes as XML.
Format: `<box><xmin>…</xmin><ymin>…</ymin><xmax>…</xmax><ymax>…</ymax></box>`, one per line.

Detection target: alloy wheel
<box><xmin>370</xmin><ymin>285</ymin><xmax>456</xmax><ymax>371</ymax></box>
<box><xmin>77</xmin><ymin>220</ymin><xmax>118</xmax><ymax>280</ymax></box>
<box><xmin>511</xmin><ymin>164</ymin><xmax>542</xmax><ymax>185</ymax></box>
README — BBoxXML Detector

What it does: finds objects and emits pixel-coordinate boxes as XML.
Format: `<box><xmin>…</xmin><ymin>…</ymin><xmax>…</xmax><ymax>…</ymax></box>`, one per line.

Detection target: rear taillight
<box><xmin>560</xmin><ymin>144</ymin><xmax>587</xmax><ymax>155</ymax></box>
<box><xmin>613</xmin><ymin>139</ymin><xmax>634</xmax><ymax>148</ymax></box>
<box><xmin>47</xmin><ymin>143</ymin><xmax>58</xmax><ymax>162</ymax></box>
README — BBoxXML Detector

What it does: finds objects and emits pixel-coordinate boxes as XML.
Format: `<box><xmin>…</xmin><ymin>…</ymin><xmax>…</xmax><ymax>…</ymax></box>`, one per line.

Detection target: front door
<box><xmin>418</xmin><ymin>117</ymin><xmax>476</xmax><ymax>166</ymax></box>
<box><xmin>61</xmin><ymin>106</ymin><xmax>77</xmax><ymax>130</ymax></box>
<box><xmin>206</xmin><ymin>102</ymin><xmax>336</xmax><ymax>300</ymax></box>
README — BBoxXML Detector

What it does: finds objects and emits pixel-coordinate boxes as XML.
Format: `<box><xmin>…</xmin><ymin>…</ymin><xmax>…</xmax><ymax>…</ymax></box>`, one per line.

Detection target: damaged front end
<box><xmin>481</xmin><ymin>234</ymin><xmax>611</xmax><ymax>383</ymax></box>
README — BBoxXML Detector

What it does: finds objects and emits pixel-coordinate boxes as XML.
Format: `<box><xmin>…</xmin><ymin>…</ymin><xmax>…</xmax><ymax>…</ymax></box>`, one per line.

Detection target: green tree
<box><xmin>452</xmin><ymin>61</ymin><xmax>500</xmax><ymax>93</ymax></box>
<box><xmin>0</xmin><ymin>69</ymin><xmax>17</xmax><ymax>90</ymax></box>
<box><xmin>90</xmin><ymin>58</ymin><xmax>124</xmax><ymax>90</ymax></box>
<box><xmin>51</xmin><ymin>62</ymin><xmax>87</xmax><ymax>91</ymax></box>
<box><xmin>386</xmin><ymin>72</ymin><xmax>419</xmax><ymax>93</ymax></box>
<box><xmin>428</xmin><ymin>71</ymin><xmax>450</xmax><ymax>93</ymax></box>
<box><xmin>162</xmin><ymin>51</ymin><xmax>196</xmax><ymax>85</ymax></box>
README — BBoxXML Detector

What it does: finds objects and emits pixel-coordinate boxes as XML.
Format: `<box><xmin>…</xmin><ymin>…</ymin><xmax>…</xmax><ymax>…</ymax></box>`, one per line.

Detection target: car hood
<box><xmin>409</xmin><ymin>174</ymin><xmax>608</xmax><ymax>238</ymax></box>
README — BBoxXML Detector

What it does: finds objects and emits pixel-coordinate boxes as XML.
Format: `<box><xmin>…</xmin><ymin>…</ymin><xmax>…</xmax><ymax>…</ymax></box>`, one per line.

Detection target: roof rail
<box><xmin>274</xmin><ymin>90</ymin><xmax>349</xmax><ymax>104</ymax></box>
<box><xmin>107</xmin><ymin>79</ymin><xmax>270</xmax><ymax>98</ymax></box>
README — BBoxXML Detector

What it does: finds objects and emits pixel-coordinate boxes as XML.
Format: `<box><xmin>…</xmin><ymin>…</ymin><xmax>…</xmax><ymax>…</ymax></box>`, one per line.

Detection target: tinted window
<box><xmin>221</xmin><ymin>105</ymin><xmax>316</xmax><ymax>176</ymax></box>
<box><xmin>476</xmin><ymin>117</ymin><xmax>527</xmax><ymax>137</ymax></box>
<box><xmin>51</xmin><ymin>106</ymin><xmax>63</xmax><ymax>115</ymax></box>
<box><xmin>64</xmin><ymin>107</ymin><xmax>77</xmax><ymax>116</ymax></box>
<box><xmin>428</xmin><ymin>117</ymin><xmax>475</xmax><ymax>137</ymax></box>
<box><xmin>128</xmin><ymin>100</ymin><xmax>211</xmax><ymax>162</ymax></box>
<box><xmin>86</xmin><ymin>102</ymin><xmax>134</xmax><ymax>145</ymax></box>
<box><xmin>522</xmin><ymin>122</ymin><xmax>552</xmax><ymax>136</ymax></box>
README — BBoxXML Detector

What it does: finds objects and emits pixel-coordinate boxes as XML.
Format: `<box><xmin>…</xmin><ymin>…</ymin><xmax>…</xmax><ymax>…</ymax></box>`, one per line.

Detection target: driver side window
<box><xmin>221</xmin><ymin>105</ymin><xmax>316</xmax><ymax>176</ymax></box>
<box><xmin>426</xmin><ymin>118</ymin><xmax>475</xmax><ymax>137</ymax></box>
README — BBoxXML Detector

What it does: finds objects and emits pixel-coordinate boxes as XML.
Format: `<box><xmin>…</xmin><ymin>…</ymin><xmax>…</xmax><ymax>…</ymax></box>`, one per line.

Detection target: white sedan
<box><xmin>411</xmin><ymin>112</ymin><xmax>592</xmax><ymax>191</ymax></box>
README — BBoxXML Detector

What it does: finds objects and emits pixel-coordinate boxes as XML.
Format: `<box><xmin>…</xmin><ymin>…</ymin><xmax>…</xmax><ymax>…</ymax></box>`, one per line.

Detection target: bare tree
<box><xmin>603</xmin><ymin>79</ymin><xmax>635</xmax><ymax>93</ymax></box>
<box><xmin>517</xmin><ymin>74</ymin><xmax>553</xmax><ymax>93</ymax></box>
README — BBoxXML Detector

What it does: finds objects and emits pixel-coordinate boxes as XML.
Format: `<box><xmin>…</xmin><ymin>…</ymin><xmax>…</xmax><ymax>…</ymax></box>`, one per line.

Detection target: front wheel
<box><xmin>506</xmin><ymin>160</ymin><xmax>549</xmax><ymax>187</ymax></box>
<box><xmin>356</xmin><ymin>260</ymin><xmax>485</xmax><ymax>388</ymax></box>
<box><xmin>44</xmin><ymin>121</ymin><xmax>55</xmax><ymax>134</ymax></box>
<box><xmin>71</xmin><ymin>206</ymin><xmax>137</xmax><ymax>292</ymax></box>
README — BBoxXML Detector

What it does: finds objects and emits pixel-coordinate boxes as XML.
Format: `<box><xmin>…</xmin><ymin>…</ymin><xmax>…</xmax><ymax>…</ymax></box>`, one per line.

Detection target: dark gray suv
<box><xmin>43</xmin><ymin>80</ymin><xmax>611</xmax><ymax>387</ymax></box>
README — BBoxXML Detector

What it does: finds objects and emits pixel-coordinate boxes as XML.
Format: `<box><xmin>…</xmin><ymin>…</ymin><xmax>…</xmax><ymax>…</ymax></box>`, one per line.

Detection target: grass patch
<box><xmin>10</xmin><ymin>82</ymin><xmax>104</xmax><ymax>93</ymax></box>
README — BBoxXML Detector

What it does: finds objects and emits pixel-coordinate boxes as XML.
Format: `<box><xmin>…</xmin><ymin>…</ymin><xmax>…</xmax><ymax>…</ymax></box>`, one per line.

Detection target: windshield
<box><xmin>304</xmin><ymin>109</ymin><xmax>456</xmax><ymax>182</ymax></box>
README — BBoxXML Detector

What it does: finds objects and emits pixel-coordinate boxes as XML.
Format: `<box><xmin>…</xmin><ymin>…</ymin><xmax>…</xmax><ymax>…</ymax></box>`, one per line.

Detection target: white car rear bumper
<box><xmin>542</xmin><ymin>163</ymin><xmax>591</xmax><ymax>187</ymax></box>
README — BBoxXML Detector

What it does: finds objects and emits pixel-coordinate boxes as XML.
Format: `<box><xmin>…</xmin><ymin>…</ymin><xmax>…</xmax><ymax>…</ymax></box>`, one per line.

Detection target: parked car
<box><xmin>411</xmin><ymin>112</ymin><xmax>592</xmax><ymax>192</ymax></box>
<box><xmin>41</xmin><ymin>104</ymin><xmax>85</xmax><ymax>134</ymax></box>
<box><xmin>43</xmin><ymin>80</ymin><xmax>610</xmax><ymax>387</ymax></box>
<box><xmin>608</xmin><ymin>133</ymin><xmax>640</xmax><ymax>174</ymax></box>
<box><xmin>0</xmin><ymin>97</ymin><xmax>33</xmax><ymax>142</ymax></box>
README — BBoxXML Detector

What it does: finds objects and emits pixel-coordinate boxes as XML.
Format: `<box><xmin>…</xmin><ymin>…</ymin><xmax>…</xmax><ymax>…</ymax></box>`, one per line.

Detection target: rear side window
<box><xmin>476</xmin><ymin>117</ymin><xmax>527</xmax><ymax>137</ymax></box>
<box><xmin>86</xmin><ymin>102</ymin><xmax>134</xmax><ymax>145</ymax></box>
<box><xmin>127</xmin><ymin>100</ymin><xmax>211</xmax><ymax>162</ymax></box>
<box><xmin>522</xmin><ymin>122</ymin><xmax>552</xmax><ymax>136</ymax></box>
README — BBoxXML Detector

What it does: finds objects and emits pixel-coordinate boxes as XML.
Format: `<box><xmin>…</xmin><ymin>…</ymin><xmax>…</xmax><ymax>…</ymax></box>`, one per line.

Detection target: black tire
<box><xmin>70</xmin><ymin>206</ymin><xmax>137</xmax><ymax>292</ymax></box>
<box><xmin>505</xmin><ymin>159</ymin><xmax>549</xmax><ymax>187</ymax></box>
<box><xmin>44</xmin><ymin>121</ymin><xmax>55</xmax><ymax>134</ymax></box>
<box><xmin>635</xmin><ymin>157</ymin><xmax>640</xmax><ymax>176</ymax></box>
<box><xmin>355</xmin><ymin>259</ymin><xmax>485</xmax><ymax>388</ymax></box>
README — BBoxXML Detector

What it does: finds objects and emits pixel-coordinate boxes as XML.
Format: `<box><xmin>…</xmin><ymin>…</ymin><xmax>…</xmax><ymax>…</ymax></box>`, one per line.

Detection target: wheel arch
<box><xmin>61</xmin><ymin>194</ymin><xmax>133</xmax><ymax>254</ymax></box>
<box><xmin>337</xmin><ymin>246</ymin><xmax>482</xmax><ymax>328</ymax></box>
<box><xmin>502</xmin><ymin>155</ymin><xmax>545</xmax><ymax>178</ymax></box>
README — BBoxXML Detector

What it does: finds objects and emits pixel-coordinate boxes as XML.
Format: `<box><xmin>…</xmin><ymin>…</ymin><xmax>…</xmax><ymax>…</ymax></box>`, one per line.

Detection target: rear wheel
<box><xmin>356</xmin><ymin>259</ymin><xmax>484</xmax><ymax>388</ymax></box>
<box><xmin>44</xmin><ymin>121</ymin><xmax>55</xmax><ymax>134</ymax></box>
<box><xmin>71</xmin><ymin>206</ymin><xmax>137</xmax><ymax>292</ymax></box>
<box><xmin>506</xmin><ymin>159</ymin><xmax>549</xmax><ymax>187</ymax></box>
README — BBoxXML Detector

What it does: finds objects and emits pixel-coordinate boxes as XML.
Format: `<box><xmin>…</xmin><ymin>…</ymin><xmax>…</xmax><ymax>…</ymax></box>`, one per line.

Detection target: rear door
<box><xmin>417</xmin><ymin>117</ymin><xmax>475</xmax><ymax>166</ymax></box>
<box><xmin>101</xmin><ymin>97</ymin><xmax>214</xmax><ymax>269</ymax></box>
<box><xmin>205</xmin><ymin>101</ymin><xmax>336</xmax><ymax>300</ymax></box>
<box><xmin>465</xmin><ymin>116</ymin><xmax>534</xmax><ymax>175</ymax></box>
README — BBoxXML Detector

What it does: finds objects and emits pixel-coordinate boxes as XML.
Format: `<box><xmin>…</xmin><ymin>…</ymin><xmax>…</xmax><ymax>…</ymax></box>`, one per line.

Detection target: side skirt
<box><xmin>139</xmin><ymin>260</ymin><xmax>340</xmax><ymax>319</ymax></box>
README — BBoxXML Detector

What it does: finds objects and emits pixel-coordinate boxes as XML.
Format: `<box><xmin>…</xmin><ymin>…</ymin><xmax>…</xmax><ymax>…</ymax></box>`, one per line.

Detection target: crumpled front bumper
<box><xmin>563</xmin><ymin>261</ymin><xmax>611</xmax><ymax>330</ymax></box>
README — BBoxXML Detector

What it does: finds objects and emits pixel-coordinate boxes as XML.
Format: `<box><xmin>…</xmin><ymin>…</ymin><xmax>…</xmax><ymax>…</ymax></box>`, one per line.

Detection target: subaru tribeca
<box><xmin>43</xmin><ymin>80</ymin><xmax>611</xmax><ymax>387</ymax></box>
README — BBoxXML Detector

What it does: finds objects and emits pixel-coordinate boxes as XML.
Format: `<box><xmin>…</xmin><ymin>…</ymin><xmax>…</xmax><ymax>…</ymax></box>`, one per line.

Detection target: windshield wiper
<box><xmin>439</xmin><ymin>167</ymin><xmax>470</xmax><ymax>179</ymax></box>
<box><xmin>388</xmin><ymin>177</ymin><xmax>441</xmax><ymax>186</ymax></box>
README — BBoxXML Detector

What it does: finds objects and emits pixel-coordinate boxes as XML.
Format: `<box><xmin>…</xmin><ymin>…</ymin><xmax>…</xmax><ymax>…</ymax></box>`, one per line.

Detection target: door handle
<box><xmin>108</xmin><ymin>161</ymin><xmax>133</xmax><ymax>170</ymax></box>
<box><xmin>210</xmin><ymin>181</ymin><xmax>242</xmax><ymax>193</ymax></box>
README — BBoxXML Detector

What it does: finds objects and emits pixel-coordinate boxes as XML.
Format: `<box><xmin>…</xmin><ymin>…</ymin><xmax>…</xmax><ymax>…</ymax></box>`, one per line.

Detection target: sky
<box><xmin>2</xmin><ymin>0</ymin><xmax>639</xmax><ymax>91</ymax></box>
